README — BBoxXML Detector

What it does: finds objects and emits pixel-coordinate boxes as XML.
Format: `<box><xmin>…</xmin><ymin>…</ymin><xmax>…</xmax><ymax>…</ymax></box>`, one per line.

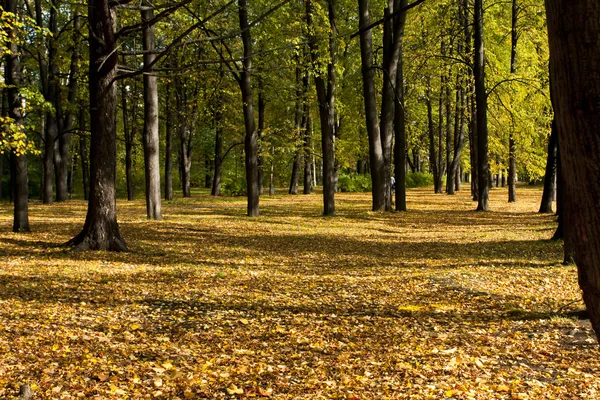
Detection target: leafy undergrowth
<box><xmin>0</xmin><ymin>186</ymin><xmax>598</xmax><ymax>399</ymax></box>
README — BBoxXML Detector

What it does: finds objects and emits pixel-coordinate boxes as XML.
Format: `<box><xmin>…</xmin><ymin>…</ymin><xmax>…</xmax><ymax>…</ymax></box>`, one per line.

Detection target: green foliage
<box><xmin>221</xmin><ymin>177</ymin><xmax>247</xmax><ymax>197</ymax></box>
<box><xmin>405</xmin><ymin>172</ymin><xmax>435</xmax><ymax>189</ymax></box>
<box><xmin>337</xmin><ymin>173</ymin><xmax>372</xmax><ymax>193</ymax></box>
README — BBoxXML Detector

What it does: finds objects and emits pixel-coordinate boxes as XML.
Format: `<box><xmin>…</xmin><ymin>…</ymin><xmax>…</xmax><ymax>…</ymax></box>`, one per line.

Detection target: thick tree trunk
<box><xmin>474</xmin><ymin>0</ymin><xmax>489</xmax><ymax>211</ymax></box>
<box><xmin>539</xmin><ymin>120</ymin><xmax>557</xmax><ymax>213</ymax></box>
<box><xmin>238</xmin><ymin>0</ymin><xmax>259</xmax><ymax>216</ymax></box>
<box><xmin>5</xmin><ymin>0</ymin><xmax>29</xmax><ymax>232</ymax></box>
<box><xmin>545</xmin><ymin>0</ymin><xmax>600</xmax><ymax>340</ymax></box>
<box><xmin>164</xmin><ymin>85</ymin><xmax>173</xmax><ymax>200</ymax></box>
<box><xmin>68</xmin><ymin>0</ymin><xmax>126</xmax><ymax>251</ymax></box>
<box><xmin>141</xmin><ymin>2</ymin><xmax>161</xmax><ymax>220</ymax></box>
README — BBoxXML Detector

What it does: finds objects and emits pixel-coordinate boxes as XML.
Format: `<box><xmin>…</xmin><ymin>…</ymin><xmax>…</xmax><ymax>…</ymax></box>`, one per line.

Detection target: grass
<box><xmin>0</xmin><ymin>185</ymin><xmax>598</xmax><ymax>399</ymax></box>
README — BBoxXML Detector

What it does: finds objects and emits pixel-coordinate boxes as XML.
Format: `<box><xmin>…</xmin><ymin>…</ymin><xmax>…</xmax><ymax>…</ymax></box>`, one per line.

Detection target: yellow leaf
<box><xmin>226</xmin><ymin>384</ymin><xmax>244</xmax><ymax>395</ymax></box>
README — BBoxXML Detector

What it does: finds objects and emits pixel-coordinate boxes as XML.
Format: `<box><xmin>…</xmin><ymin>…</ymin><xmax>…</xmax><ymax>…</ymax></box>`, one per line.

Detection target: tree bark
<box><xmin>539</xmin><ymin>120</ymin><xmax>557</xmax><ymax>213</ymax></box>
<box><xmin>545</xmin><ymin>0</ymin><xmax>600</xmax><ymax>340</ymax></box>
<box><xmin>141</xmin><ymin>1</ymin><xmax>162</xmax><ymax>220</ymax></box>
<box><xmin>5</xmin><ymin>0</ymin><xmax>29</xmax><ymax>232</ymax></box>
<box><xmin>394</xmin><ymin>0</ymin><xmax>408</xmax><ymax>212</ymax></box>
<box><xmin>508</xmin><ymin>0</ymin><xmax>518</xmax><ymax>203</ymax></box>
<box><xmin>474</xmin><ymin>0</ymin><xmax>489</xmax><ymax>211</ymax></box>
<box><xmin>211</xmin><ymin>79</ymin><xmax>224</xmax><ymax>197</ymax></box>
<box><xmin>357</xmin><ymin>0</ymin><xmax>385</xmax><ymax>211</ymax></box>
<box><xmin>68</xmin><ymin>0</ymin><xmax>126</xmax><ymax>251</ymax></box>
<box><xmin>307</xmin><ymin>0</ymin><xmax>336</xmax><ymax>216</ymax></box>
<box><xmin>238</xmin><ymin>0</ymin><xmax>259</xmax><ymax>216</ymax></box>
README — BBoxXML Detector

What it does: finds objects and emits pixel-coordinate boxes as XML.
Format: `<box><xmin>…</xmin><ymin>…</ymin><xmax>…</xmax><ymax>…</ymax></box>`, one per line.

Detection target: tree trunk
<box><xmin>394</xmin><ymin>0</ymin><xmax>408</xmax><ymax>212</ymax></box>
<box><xmin>474</xmin><ymin>0</ymin><xmax>489</xmax><ymax>211</ymax></box>
<box><xmin>164</xmin><ymin>85</ymin><xmax>173</xmax><ymax>200</ymax></box>
<box><xmin>303</xmin><ymin>113</ymin><xmax>312</xmax><ymax>195</ymax></box>
<box><xmin>238</xmin><ymin>0</ymin><xmax>259</xmax><ymax>216</ymax></box>
<box><xmin>68</xmin><ymin>0</ymin><xmax>126</xmax><ymax>251</ymax></box>
<box><xmin>508</xmin><ymin>0</ymin><xmax>518</xmax><ymax>203</ymax></box>
<box><xmin>539</xmin><ymin>120</ymin><xmax>557</xmax><ymax>213</ymax></box>
<box><xmin>307</xmin><ymin>0</ymin><xmax>336</xmax><ymax>215</ymax></box>
<box><xmin>426</xmin><ymin>86</ymin><xmax>440</xmax><ymax>192</ymax></box>
<box><xmin>545</xmin><ymin>0</ymin><xmax>600</xmax><ymax>340</ymax></box>
<box><xmin>141</xmin><ymin>1</ymin><xmax>161</xmax><ymax>220</ymax></box>
<box><xmin>5</xmin><ymin>0</ymin><xmax>29</xmax><ymax>232</ymax></box>
<box><xmin>257</xmin><ymin>76</ymin><xmax>265</xmax><ymax>195</ymax></box>
<box><xmin>175</xmin><ymin>79</ymin><xmax>192</xmax><ymax>198</ymax></box>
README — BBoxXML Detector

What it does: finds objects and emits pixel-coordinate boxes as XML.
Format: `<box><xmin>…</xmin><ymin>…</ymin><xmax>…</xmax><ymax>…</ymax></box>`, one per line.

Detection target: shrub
<box><xmin>338</xmin><ymin>173</ymin><xmax>372</xmax><ymax>192</ymax></box>
<box><xmin>405</xmin><ymin>172</ymin><xmax>434</xmax><ymax>188</ymax></box>
<box><xmin>221</xmin><ymin>177</ymin><xmax>247</xmax><ymax>196</ymax></box>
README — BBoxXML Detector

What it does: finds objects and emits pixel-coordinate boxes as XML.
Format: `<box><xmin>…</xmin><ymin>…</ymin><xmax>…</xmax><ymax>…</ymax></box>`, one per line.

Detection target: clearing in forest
<box><xmin>0</xmin><ymin>186</ymin><xmax>598</xmax><ymax>399</ymax></box>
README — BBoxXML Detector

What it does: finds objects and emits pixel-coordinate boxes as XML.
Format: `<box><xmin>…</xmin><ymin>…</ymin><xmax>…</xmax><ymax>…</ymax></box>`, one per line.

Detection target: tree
<box><xmin>545</xmin><ymin>0</ymin><xmax>600</xmax><ymax>340</ymax></box>
<box><xmin>474</xmin><ymin>0</ymin><xmax>489</xmax><ymax>211</ymax></box>
<box><xmin>68</xmin><ymin>0</ymin><xmax>126</xmax><ymax>251</ymax></box>
<box><xmin>141</xmin><ymin>0</ymin><xmax>161</xmax><ymax>220</ymax></box>
<box><xmin>4</xmin><ymin>0</ymin><xmax>30</xmax><ymax>232</ymax></box>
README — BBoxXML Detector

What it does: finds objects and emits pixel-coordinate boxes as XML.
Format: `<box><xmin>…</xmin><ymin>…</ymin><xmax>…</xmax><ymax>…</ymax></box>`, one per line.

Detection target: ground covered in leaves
<box><xmin>0</xmin><ymin>186</ymin><xmax>598</xmax><ymax>399</ymax></box>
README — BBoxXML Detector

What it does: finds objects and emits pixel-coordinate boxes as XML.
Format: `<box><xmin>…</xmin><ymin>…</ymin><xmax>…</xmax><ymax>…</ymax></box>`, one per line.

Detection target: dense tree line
<box><xmin>2</xmin><ymin>0</ymin><xmax>600</xmax><ymax>338</ymax></box>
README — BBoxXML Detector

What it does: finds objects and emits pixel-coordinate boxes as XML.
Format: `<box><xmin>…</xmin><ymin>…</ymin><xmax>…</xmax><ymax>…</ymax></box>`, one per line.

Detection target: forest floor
<box><xmin>0</xmin><ymin>185</ymin><xmax>598</xmax><ymax>399</ymax></box>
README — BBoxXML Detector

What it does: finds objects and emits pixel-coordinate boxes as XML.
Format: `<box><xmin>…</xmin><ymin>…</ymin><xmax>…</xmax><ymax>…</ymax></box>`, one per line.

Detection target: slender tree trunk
<box><xmin>68</xmin><ymin>0</ymin><xmax>126</xmax><ymax>250</ymax></box>
<box><xmin>164</xmin><ymin>85</ymin><xmax>173</xmax><ymax>200</ymax></box>
<box><xmin>539</xmin><ymin>120</ymin><xmax>557</xmax><ymax>213</ymax></box>
<box><xmin>357</xmin><ymin>0</ymin><xmax>385</xmax><ymax>211</ymax></box>
<box><xmin>303</xmin><ymin>113</ymin><xmax>312</xmax><ymax>195</ymax></box>
<box><xmin>238</xmin><ymin>0</ymin><xmax>259</xmax><ymax>216</ymax></box>
<box><xmin>426</xmin><ymin>86</ymin><xmax>440</xmax><ymax>192</ymax></box>
<box><xmin>394</xmin><ymin>0</ymin><xmax>408</xmax><ymax>212</ymax></box>
<box><xmin>474</xmin><ymin>0</ymin><xmax>489</xmax><ymax>211</ymax></box>
<box><xmin>308</xmin><ymin>0</ymin><xmax>336</xmax><ymax>215</ymax></box>
<box><xmin>508</xmin><ymin>0</ymin><xmax>518</xmax><ymax>203</ymax></box>
<box><xmin>175</xmin><ymin>78</ymin><xmax>191</xmax><ymax>198</ymax></box>
<box><xmin>141</xmin><ymin>1</ymin><xmax>161</xmax><ymax>219</ymax></box>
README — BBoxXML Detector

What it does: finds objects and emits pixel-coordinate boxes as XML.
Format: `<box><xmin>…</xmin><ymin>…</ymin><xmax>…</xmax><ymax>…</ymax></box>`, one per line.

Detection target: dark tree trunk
<box><xmin>357</xmin><ymin>0</ymin><xmax>385</xmax><ymax>211</ymax></box>
<box><xmin>394</xmin><ymin>0</ymin><xmax>408</xmax><ymax>212</ymax></box>
<box><xmin>474</xmin><ymin>0</ymin><xmax>489</xmax><ymax>211</ymax></box>
<box><xmin>141</xmin><ymin>2</ymin><xmax>161</xmax><ymax>220</ymax></box>
<box><xmin>68</xmin><ymin>0</ymin><xmax>126</xmax><ymax>251</ymax></box>
<box><xmin>78</xmin><ymin>105</ymin><xmax>90</xmax><ymax>201</ymax></box>
<box><xmin>164</xmin><ymin>85</ymin><xmax>173</xmax><ymax>200</ymax></box>
<box><xmin>448</xmin><ymin>68</ymin><xmax>465</xmax><ymax>195</ymax></box>
<box><xmin>545</xmin><ymin>0</ymin><xmax>600</xmax><ymax>340</ymax></box>
<box><xmin>307</xmin><ymin>0</ymin><xmax>336</xmax><ymax>216</ymax></box>
<box><xmin>238</xmin><ymin>0</ymin><xmax>259</xmax><ymax>216</ymax></box>
<box><xmin>508</xmin><ymin>0</ymin><xmax>518</xmax><ymax>203</ymax></box>
<box><xmin>5</xmin><ymin>0</ymin><xmax>29</xmax><ymax>232</ymax></box>
<box><xmin>539</xmin><ymin>120</ymin><xmax>558</xmax><ymax>213</ymax></box>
